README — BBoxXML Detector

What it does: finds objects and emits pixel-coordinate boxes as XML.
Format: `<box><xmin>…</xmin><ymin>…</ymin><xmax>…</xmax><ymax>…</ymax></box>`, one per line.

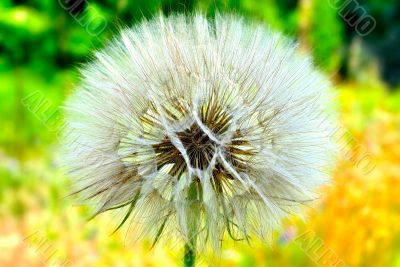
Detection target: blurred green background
<box><xmin>1</xmin><ymin>0</ymin><xmax>400</xmax><ymax>266</ymax></box>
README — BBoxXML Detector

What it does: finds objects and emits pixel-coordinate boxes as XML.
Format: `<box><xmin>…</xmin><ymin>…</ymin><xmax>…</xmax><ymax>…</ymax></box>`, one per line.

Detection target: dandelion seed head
<box><xmin>63</xmin><ymin>14</ymin><xmax>337</xmax><ymax>251</ymax></box>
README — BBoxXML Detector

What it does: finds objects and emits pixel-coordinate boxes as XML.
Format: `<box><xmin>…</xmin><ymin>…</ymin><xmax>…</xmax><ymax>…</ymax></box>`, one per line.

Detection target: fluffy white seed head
<box><xmin>63</xmin><ymin>14</ymin><xmax>337</xmax><ymax>251</ymax></box>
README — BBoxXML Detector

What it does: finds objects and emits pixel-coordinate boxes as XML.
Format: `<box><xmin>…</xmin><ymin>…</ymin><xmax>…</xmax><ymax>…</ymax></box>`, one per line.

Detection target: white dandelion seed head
<box><xmin>63</xmin><ymin>14</ymin><xmax>337</xmax><ymax>251</ymax></box>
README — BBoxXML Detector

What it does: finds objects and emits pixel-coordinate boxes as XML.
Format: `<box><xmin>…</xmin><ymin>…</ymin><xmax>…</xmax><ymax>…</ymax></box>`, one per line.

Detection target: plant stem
<box><xmin>184</xmin><ymin>242</ymin><xmax>195</xmax><ymax>267</ymax></box>
<box><xmin>184</xmin><ymin>181</ymin><xmax>200</xmax><ymax>267</ymax></box>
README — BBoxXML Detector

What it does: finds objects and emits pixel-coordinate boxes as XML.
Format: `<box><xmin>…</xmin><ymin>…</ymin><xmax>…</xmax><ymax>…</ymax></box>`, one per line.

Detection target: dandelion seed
<box><xmin>63</xmin><ymin>13</ymin><xmax>337</xmax><ymax>264</ymax></box>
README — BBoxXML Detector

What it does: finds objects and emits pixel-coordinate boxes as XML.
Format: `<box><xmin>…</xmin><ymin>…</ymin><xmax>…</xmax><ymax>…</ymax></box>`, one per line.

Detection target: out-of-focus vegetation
<box><xmin>1</xmin><ymin>0</ymin><xmax>399</xmax><ymax>266</ymax></box>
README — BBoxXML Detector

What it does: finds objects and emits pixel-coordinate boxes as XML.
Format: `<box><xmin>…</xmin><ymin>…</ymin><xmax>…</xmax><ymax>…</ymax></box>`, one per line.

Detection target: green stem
<box><xmin>183</xmin><ymin>181</ymin><xmax>200</xmax><ymax>267</ymax></box>
<box><xmin>184</xmin><ymin>242</ymin><xmax>195</xmax><ymax>267</ymax></box>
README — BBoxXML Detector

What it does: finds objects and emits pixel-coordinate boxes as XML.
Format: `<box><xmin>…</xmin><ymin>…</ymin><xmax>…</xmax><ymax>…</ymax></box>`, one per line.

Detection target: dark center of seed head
<box><xmin>176</xmin><ymin>123</ymin><xmax>217</xmax><ymax>170</ymax></box>
<box><xmin>151</xmin><ymin>105</ymin><xmax>254</xmax><ymax>180</ymax></box>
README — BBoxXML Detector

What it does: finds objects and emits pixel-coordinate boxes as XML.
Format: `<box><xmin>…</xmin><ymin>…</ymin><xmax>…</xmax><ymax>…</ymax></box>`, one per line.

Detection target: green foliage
<box><xmin>308</xmin><ymin>0</ymin><xmax>344</xmax><ymax>72</ymax></box>
<box><xmin>0</xmin><ymin>6</ymin><xmax>53</xmax><ymax>62</ymax></box>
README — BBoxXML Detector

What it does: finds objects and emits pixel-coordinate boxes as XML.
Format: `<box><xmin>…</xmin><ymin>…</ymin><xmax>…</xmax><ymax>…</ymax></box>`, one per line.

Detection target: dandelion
<box><xmin>63</xmin><ymin>14</ymin><xmax>337</xmax><ymax>266</ymax></box>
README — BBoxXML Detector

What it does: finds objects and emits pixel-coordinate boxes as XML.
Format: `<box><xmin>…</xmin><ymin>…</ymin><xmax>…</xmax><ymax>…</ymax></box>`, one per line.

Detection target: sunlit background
<box><xmin>1</xmin><ymin>0</ymin><xmax>399</xmax><ymax>266</ymax></box>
